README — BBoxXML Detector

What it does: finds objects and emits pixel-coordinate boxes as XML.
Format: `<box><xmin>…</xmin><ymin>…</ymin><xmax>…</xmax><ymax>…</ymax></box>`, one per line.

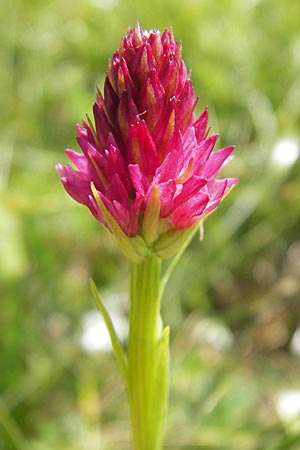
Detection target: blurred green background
<box><xmin>1</xmin><ymin>0</ymin><xmax>300</xmax><ymax>449</ymax></box>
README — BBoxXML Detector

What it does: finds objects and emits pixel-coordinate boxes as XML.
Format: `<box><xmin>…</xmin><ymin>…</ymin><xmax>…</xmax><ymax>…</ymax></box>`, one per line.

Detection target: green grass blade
<box><xmin>90</xmin><ymin>278</ymin><xmax>128</xmax><ymax>387</ymax></box>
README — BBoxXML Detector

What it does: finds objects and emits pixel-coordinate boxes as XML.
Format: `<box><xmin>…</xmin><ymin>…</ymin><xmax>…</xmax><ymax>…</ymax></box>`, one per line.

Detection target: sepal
<box><xmin>91</xmin><ymin>182</ymin><xmax>147</xmax><ymax>263</ymax></box>
<box><xmin>153</xmin><ymin>223</ymin><xmax>197</xmax><ymax>259</ymax></box>
<box><xmin>143</xmin><ymin>185</ymin><xmax>161</xmax><ymax>245</ymax></box>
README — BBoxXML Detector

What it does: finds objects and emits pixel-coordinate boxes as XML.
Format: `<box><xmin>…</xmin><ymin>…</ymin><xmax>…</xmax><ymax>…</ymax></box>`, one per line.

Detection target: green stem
<box><xmin>128</xmin><ymin>252</ymin><xmax>168</xmax><ymax>450</ymax></box>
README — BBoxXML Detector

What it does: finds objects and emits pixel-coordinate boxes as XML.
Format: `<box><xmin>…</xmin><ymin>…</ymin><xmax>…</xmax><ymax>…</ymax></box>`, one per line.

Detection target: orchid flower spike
<box><xmin>57</xmin><ymin>24</ymin><xmax>238</xmax><ymax>261</ymax></box>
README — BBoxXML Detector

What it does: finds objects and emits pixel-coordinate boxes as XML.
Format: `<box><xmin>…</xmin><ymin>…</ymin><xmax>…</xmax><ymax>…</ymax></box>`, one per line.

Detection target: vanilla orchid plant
<box><xmin>57</xmin><ymin>24</ymin><xmax>238</xmax><ymax>450</ymax></box>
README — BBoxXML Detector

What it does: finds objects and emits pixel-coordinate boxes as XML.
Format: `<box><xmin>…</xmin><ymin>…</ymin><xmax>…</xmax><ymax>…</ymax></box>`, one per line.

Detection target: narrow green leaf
<box><xmin>90</xmin><ymin>278</ymin><xmax>128</xmax><ymax>386</ymax></box>
<box><xmin>150</xmin><ymin>325</ymin><xmax>170</xmax><ymax>448</ymax></box>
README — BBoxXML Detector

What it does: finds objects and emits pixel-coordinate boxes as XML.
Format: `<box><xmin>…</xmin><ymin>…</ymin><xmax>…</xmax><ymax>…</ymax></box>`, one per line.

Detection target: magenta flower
<box><xmin>57</xmin><ymin>24</ymin><xmax>238</xmax><ymax>259</ymax></box>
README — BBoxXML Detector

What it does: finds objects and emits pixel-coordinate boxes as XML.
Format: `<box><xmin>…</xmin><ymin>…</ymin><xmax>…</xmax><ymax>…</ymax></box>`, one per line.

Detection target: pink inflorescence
<box><xmin>57</xmin><ymin>24</ymin><xmax>238</xmax><ymax>242</ymax></box>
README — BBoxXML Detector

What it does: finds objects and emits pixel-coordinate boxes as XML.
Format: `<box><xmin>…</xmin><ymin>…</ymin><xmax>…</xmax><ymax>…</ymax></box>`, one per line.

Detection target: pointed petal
<box><xmin>193</xmin><ymin>107</ymin><xmax>209</xmax><ymax>142</ymax></box>
<box><xmin>106</xmin><ymin>173</ymin><xmax>129</xmax><ymax>205</ymax></box>
<box><xmin>171</xmin><ymin>191</ymin><xmax>209</xmax><ymax>228</ymax></box>
<box><xmin>192</xmin><ymin>134</ymin><xmax>219</xmax><ymax>174</ymax></box>
<box><xmin>93</xmin><ymin>102</ymin><xmax>110</xmax><ymax>148</ymax></box>
<box><xmin>203</xmin><ymin>179</ymin><xmax>228</xmax><ymax>214</ymax></box>
<box><xmin>112</xmin><ymin>200</ymin><xmax>130</xmax><ymax>233</ymax></box>
<box><xmin>203</xmin><ymin>146</ymin><xmax>235</xmax><ymax>179</ymax></box>
<box><xmin>154</xmin><ymin>129</ymin><xmax>183</xmax><ymax>182</ymax></box>
<box><xmin>176</xmin><ymin>80</ymin><xmax>197</xmax><ymax>131</ymax></box>
<box><xmin>117</xmin><ymin>91</ymin><xmax>139</xmax><ymax>141</ymax></box>
<box><xmin>60</xmin><ymin>173</ymin><xmax>90</xmax><ymax>204</ymax></box>
<box><xmin>173</xmin><ymin>176</ymin><xmax>207</xmax><ymax>209</ymax></box>
<box><xmin>103</xmin><ymin>144</ymin><xmax>131</xmax><ymax>191</ymax></box>
<box><xmin>128</xmin><ymin>192</ymin><xmax>144</xmax><ymax>236</ymax></box>
<box><xmin>157</xmin><ymin>179</ymin><xmax>177</xmax><ymax>218</ymax></box>
<box><xmin>127</xmin><ymin>120</ymin><xmax>160</xmax><ymax>177</ymax></box>
<box><xmin>64</xmin><ymin>149</ymin><xmax>88</xmax><ymax>172</ymax></box>
<box><xmin>128</xmin><ymin>164</ymin><xmax>149</xmax><ymax>195</ymax></box>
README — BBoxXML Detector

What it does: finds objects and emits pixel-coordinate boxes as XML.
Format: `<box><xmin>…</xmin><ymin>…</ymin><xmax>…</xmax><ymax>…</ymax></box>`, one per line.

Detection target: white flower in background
<box><xmin>80</xmin><ymin>304</ymin><xmax>128</xmax><ymax>353</ymax></box>
<box><xmin>191</xmin><ymin>317</ymin><xmax>234</xmax><ymax>352</ymax></box>
<box><xmin>290</xmin><ymin>327</ymin><xmax>300</xmax><ymax>356</ymax></box>
<box><xmin>272</xmin><ymin>138</ymin><xmax>299</xmax><ymax>167</ymax></box>
<box><xmin>276</xmin><ymin>390</ymin><xmax>300</xmax><ymax>427</ymax></box>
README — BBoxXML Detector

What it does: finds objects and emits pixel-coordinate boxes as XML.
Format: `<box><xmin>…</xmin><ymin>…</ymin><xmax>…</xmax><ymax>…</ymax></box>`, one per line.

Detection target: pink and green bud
<box><xmin>57</xmin><ymin>24</ymin><xmax>238</xmax><ymax>260</ymax></box>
